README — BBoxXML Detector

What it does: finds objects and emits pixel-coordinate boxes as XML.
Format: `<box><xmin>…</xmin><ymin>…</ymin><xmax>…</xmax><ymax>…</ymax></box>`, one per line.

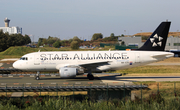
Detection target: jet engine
<box><xmin>59</xmin><ymin>67</ymin><xmax>77</xmax><ymax>78</ymax></box>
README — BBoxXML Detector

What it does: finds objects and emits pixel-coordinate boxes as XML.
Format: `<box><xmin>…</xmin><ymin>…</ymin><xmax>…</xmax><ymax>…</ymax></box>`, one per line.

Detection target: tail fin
<box><xmin>137</xmin><ymin>21</ymin><xmax>171</xmax><ymax>51</ymax></box>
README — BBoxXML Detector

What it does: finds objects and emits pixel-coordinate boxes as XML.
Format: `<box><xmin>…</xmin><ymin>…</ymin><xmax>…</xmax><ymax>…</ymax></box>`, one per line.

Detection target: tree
<box><xmin>42</xmin><ymin>39</ymin><xmax>47</xmax><ymax>44</ymax></box>
<box><xmin>47</xmin><ymin>36</ymin><xmax>60</xmax><ymax>45</ymax></box>
<box><xmin>70</xmin><ymin>41</ymin><xmax>79</xmax><ymax>50</ymax></box>
<box><xmin>0</xmin><ymin>30</ymin><xmax>31</xmax><ymax>52</ymax></box>
<box><xmin>14</xmin><ymin>34</ymin><xmax>24</xmax><ymax>46</ymax></box>
<box><xmin>110</xmin><ymin>33</ymin><xmax>115</xmax><ymax>37</ymax></box>
<box><xmin>73</xmin><ymin>36</ymin><xmax>81</xmax><ymax>43</ymax></box>
<box><xmin>0</xmin><ymin>30</ymin><xmax>8</xmax><ymax>51</ymax></box>
<box><xmin>91</xmin><ymin>33</ymin><xmax>103</xmax><ymax>41</ymax></box>
<box><xmin>68</xmin><ymin>38</ymin><xmax>73</xmax><ymax>43</ymax></box>
<box><xmin>121</xmin><ymin>34</ymin><xmax>124</xmax><ymax>37</ymax></box>
<box><xmin>37</xmin><ymin>38</ymin><xmax>44</xmax><ymax>47</ymax></box>
<box><xmin>47</xmin><ymin>36</ymin><xmax>55</xmax><ymax>44</ymax></box>
<box><xmin>24</xmin><ymin>34</ymin><xmax>31</xmax><ymax>44</ymax></box>
<box><xmin>7</xmin><ymin>34</ymin><xmax>15</xmax><ymax>47</ymax></box>
<box><xmin>60</xmin><ymin>40</ymin><xmax>70</xmax><ymax>47</ymax></box>
<box><xmin>53</xmin><ymin>41</ymin><xmax>61</xmax><ymax>48</ymax></box>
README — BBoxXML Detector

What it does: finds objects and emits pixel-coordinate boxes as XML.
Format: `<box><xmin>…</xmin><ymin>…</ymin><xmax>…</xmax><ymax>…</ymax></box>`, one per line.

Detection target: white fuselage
<box><xmin>13</xmin><ymin>50</ymin><xmax>174</xmax><ymax>72</ymax></box>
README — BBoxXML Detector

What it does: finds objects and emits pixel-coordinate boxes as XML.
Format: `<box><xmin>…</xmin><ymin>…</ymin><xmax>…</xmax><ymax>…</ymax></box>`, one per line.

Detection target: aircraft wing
<box><xmin>77</xmin><ymin>61</ymin><xmax>111</xmax><ymax>68</ymax></box>
<box><xmin>56</xmin><ymin>60</ymin><xmax>111</xmax><ymax>70</ymax></box>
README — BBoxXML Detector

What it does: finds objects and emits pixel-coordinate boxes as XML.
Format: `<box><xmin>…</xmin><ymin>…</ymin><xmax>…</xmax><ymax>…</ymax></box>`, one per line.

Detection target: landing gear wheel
<box><xmin>35</xmin><ymin>76</ymin><xmax>40</xmax><ymax>80</ymax></box>
<box><xmin>87</xmin><ymin>69</ymin><xmax>94</xmax><ymax>80</ymax></box>
<box><xmin>87</xmin><ymin>74</ymin><xmax>94</xmax><ymax>80</ymax></box>
<box><xmin>35</xmin><ymin>71</ymin><xmax>40</xmax><ymax>80</ymax></box>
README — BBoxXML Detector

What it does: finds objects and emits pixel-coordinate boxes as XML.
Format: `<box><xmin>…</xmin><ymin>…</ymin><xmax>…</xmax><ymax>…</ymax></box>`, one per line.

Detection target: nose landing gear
<box><xmin>35</xmin><ymin>71</ymin><xmax>40</xmax><ymax>80</ymax></box>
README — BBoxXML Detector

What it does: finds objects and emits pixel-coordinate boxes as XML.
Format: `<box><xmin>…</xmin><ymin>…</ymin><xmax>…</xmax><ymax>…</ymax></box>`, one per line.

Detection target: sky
<box><xmin>0</xmin><ymin>0</ymin><xmax>180</xmax><ymax>42</ymax></box>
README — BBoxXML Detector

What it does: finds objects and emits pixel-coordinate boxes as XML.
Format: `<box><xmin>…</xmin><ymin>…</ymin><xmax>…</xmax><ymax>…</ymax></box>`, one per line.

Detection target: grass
<box><xmin>1</xmin><ymin>95</ymin><xmax>180</xmax><ymax>110</ymax></box>
<box><xmin>157</xmin><ymin>57</ymin><xmax>180</xmax><ymax>63</ymax></box>
<box><xmin>114</xmin><ymin>65</ymin><xmax>180</xmax><ymax>76</ymax></box>
<box><xmin>23</xmin><ymin>91</ymin><xmax>87</xmax><ymax>97</ymax></box>
<box><xmin>131</xmin><ymin>81</ymin><xmax>180</xmax><ymax>100</ymax></box>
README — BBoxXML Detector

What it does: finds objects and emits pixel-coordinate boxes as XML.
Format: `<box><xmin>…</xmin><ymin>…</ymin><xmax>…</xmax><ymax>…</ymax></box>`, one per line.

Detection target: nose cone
<box><xmin>13</xmin><ymin>61</ymin><xmax>20</xmax><ymax>69</ymax></box>
<box><xmin>13</xmin><ymin>61</ymin><xmax>17</xmax><ymax>69</ymax></box>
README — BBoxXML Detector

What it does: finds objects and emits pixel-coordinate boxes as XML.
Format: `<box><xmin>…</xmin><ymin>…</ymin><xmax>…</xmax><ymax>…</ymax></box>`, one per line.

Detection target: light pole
<box><xmin>124</xmin><ymin>30</ymin><xmax>126</xmax><ymax>37</ymax></box>
<box><xmin>177</xmin><ymin>30</ymin><xmax>179</xmax><ymax>50</ymax></box>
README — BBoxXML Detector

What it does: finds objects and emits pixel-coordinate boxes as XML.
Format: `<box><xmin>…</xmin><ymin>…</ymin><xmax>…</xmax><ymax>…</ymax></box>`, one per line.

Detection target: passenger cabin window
<box><xmin>20</xmin><ymin>57</ymin><xmax>28</xmax><ymax>60</ymax></box>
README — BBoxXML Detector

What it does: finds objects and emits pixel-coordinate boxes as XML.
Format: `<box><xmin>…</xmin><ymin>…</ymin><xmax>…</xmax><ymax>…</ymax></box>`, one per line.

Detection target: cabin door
<box><xmin>34</xmin><ymin>54</ymin><xmax>40</xmax><ymax>65</ymax></box>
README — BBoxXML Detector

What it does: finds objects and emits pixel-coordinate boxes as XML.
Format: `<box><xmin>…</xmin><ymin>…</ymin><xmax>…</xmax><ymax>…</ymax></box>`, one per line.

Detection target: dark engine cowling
<box><xmin>59</xmin><ymin>67</ymin><xmax>77</xmax><ymax>78</ymax></box>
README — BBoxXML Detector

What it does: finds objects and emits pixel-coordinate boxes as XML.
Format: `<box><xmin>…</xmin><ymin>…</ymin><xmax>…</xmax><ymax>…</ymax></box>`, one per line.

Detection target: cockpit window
<box><xmin>20</xmin><ymin>57</ymin><xmax>28</xmax><ymax>60</ymax></box>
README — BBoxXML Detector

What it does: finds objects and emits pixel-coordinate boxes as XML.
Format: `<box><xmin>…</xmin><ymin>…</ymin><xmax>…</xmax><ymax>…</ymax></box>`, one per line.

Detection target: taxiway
<box><xmin>0</xmin><ymin>74</ymin><xmax>180</xmax><ymax>87</ymax></box>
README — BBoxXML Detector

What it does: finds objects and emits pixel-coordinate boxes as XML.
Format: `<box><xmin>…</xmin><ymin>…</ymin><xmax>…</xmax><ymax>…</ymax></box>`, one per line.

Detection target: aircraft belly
<box><xmin>108</xmin><ymin>61</ymin><xmax>128</xmax><ymax>70</ymax></box>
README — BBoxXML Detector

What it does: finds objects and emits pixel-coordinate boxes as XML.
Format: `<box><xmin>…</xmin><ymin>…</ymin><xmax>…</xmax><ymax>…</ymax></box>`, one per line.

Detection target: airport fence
<box><xmin>0</xmin><ymin>82</ymin><xmax>179</xmax><ymax>102</ymax></box>
<box><xmin>0</xmin><ymin>82</ymin><xmax>180</xmax><ymax>109</ymax></box>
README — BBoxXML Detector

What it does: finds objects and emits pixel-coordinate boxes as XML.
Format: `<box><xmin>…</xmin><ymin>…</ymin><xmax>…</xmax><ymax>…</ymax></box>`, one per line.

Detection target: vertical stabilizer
<box><xmin>137</xmin><ymin>21</ymin><xmax>171</xmax><ymax>51</ymax></box>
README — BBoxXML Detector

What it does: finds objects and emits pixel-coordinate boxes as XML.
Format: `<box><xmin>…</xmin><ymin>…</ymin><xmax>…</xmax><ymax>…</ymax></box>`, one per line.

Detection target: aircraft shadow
<box><xmin>98</xmin><ymin>76</ymin><xmax>180</xmax><ymax>82</ymax></box>
<box><xmin>117</xmin><ymin>76</ymin><xmax>180</xmax><ymax>79</ymax></box>
<box><xmin>38</xmin><ymin>77</ymin><xmax>100</xmax><ymax>81</ymax></box>
<box><xmin>33</xmin><ymin>75</ymin><xmax>180</xmax><ymax>82</ymax></box>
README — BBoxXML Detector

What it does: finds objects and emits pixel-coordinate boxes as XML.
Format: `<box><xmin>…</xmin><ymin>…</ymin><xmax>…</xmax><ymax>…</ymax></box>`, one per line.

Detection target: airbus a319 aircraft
<box><xmin>13</xmin><ymin>21</ymin><xmax>174</xmax><ymax>80</ymax></box>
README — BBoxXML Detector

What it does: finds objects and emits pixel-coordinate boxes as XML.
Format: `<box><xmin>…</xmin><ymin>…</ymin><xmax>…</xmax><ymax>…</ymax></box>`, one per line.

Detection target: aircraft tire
<box><xmin>35</xmin><ymin>76</ymin><xmax>40</xmax><ymax>80</ymax></box>
<box><xmin>87</xmin><ymin>74</ymin><xmax>94</xmax><ymax>80</ymax></box>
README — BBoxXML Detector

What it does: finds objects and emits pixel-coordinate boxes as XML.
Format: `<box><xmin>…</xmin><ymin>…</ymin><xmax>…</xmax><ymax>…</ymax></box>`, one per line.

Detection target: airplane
<box><xmin>13</xmin><ymin>21</ymin><xmax>174</xmax><ymax>80</ymax></box>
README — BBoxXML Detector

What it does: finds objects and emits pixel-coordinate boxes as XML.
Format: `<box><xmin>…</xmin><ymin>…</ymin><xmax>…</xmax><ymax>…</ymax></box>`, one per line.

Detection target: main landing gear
<box><xmin>87</xmin><ymin>70</ymin><xmax>94</xmax><ymax>80</ymax></box>
<box><xmin>35</xmin><ymin>71</ymin><xmax>40</xmax><ymax>80</ymax></box>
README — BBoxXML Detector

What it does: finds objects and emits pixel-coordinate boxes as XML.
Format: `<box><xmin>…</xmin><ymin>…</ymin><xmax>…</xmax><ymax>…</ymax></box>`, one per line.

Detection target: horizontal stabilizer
<box><xmin>151</xmin><ymin>53</ymin><xmax>174</xmax><ymax>59</ymax></box>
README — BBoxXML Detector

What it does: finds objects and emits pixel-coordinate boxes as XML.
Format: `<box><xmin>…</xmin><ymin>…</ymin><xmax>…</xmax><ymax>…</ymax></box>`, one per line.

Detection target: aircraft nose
<box><xmin>13</xmin><ymin>61</ymin><xmax>19</xmax><ymax>69</ymax></box>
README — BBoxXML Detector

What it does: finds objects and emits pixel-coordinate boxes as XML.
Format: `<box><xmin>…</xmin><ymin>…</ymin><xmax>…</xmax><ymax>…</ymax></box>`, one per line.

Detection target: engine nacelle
<box><xmin>59</xmin><ymin>67</ymin><xmax>77</xmax><ymax>78</ymax></box>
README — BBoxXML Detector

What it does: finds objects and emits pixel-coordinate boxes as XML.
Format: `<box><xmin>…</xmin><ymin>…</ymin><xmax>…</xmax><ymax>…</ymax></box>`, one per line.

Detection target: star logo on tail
<box><xmin>150</xmin><ymin>34</ymin><xmax>163</xmax><ymax>47</ymax></box>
